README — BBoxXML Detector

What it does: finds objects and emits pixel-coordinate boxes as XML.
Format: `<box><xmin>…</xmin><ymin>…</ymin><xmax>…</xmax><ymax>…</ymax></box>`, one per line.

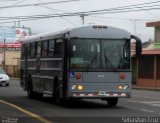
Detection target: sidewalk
<box><xmin>132</xmin><ymin>85</ymin><xmax>160</xmax><ymax>91</ymax></box>
<box><xmin>10</xmin><ymin>78</ymin><xmax>20</xmax><ymax>80</ymax></box>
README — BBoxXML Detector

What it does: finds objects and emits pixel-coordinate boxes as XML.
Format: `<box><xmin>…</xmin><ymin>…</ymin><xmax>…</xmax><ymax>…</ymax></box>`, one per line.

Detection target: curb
<box><xmin>10</xmin><ymin>78</ymin><xmax>20</xmax><ymax>80</ymax></box>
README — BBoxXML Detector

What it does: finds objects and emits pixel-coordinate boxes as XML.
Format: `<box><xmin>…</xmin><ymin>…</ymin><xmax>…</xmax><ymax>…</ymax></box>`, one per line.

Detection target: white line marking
<box><xmin>140</xmin><ymin>109</ymin><xmax>154</xmax><ymax>113</ymax></box>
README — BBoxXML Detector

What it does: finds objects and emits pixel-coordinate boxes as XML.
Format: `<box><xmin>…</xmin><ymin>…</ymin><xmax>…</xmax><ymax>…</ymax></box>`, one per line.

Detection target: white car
<box><xmin>0</xmin><ymin>68</ymin><xmax>10</xmax><ymax>87</ymax></box>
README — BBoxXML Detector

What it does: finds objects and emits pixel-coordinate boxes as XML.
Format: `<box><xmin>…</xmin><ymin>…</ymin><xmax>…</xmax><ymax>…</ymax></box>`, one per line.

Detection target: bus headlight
<box><xmin>118</xmin><ymin>85</ymin><xmax>123</xmax><ymax>90</ymax></box>
<box><xmin>77</xmin><ymin>85</ymin><xmax>84</xmax><ymax>91</ymax></box>
<box><xmin>124</xmin><ymin>84</ymin><xmax>129</xmax><ymax>90</ymax></box>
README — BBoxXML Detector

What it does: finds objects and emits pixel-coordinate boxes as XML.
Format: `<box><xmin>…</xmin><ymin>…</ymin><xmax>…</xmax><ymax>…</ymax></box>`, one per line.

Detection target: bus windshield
<box><xmin>69</xmin><ymin>39</ymin><xmax>130</xmax><ymax>70</ymax></box>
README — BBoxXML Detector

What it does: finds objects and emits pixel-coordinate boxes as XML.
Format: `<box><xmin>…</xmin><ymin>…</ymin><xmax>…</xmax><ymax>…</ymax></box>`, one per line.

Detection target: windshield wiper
<box><xmin>86</xmin><ymin>53</ymin><xmax>97</xmax><ymax>70</ymax></box>
<box><xmin>104</xmin><ymin>55</ymin><xmax>120</xmax><ymax>72</ymax></box>
<box><xmin>104</xmin><ymin>54</ymin><xmax>113</xmax><ymax>68</ymax></box>
<box><xmin>119</xmin><ymin>57</ymin><xmax>129</xmax><ymax>69</ymax></box>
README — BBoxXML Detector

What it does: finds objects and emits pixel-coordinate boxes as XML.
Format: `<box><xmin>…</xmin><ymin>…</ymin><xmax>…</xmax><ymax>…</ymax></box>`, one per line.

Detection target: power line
<box><xmin>13</xmin><ymin>0</ymin><xmax>27</xmax><ymax>5</ymax></box>
<box><xmin>78</xmin><ymin>4</ymin><xmax>160</xmax><ymax>15</ymax></box>
<box><xmin>0</xmin><ymin>0</ymin><xmax>159</xmax><ymax>11</ymax></box>
<box><xmin>124</xmin><ymin>0</ymin><xmax>156</xmax><ymax>35</ymax></box>
<box><xmin>0</xmin><ymin>7</ymin><xmax>159</xmax><ymax>25</ymax></box>
<box><xmin>37</xmin><ymin>0</ymin><xmax>77</xmax><ymax>26</ymax></box>
<box><xmin>1</xmin><ymin>4</ymin><xmax>160</xmax><ymax>20</ymax></box>
<box><xmin>0</xmin><ymin>0</ymin><xmax>84</xmax><ymax>9</ymax></box>
<box><xmin>1</xmin><ymin>1</ymin><xmax>160</xmax><ymax>24</ymax></box>
<box><xmin>90</xmin><ymin>15</ymin><xmax>158</xmax><ymax>22</ymax></box>
<box><xmin>1</xmin><ymin>2</ymin><xmax>160</xmax><ymax>19</ymax></box>
<box><xmin>0</xmin><ymin>0</ymin><xmax>20</xmax><ymax>2</ymax></box>
<box><xmin>86</xmin><ymin>7</ymin><xmax>160</xmax><ymax>15</ymax></box>
<box><xmin>1</xmin><ymin>0</ymin><xmax>160</xmax><ymax>17</ymax></box>
<box><xmin>124</xmin><ymin>0</ymin><xmax>160</xmax><ymax>19</ymax></box>
<box><xmin>0</xmin><ymin>12</ymin><xmax>80</xmax><ymax>25</ymax></box>
<box><xmin>64</xmin><ymin>0</ymin><xmax>160</xmax><ymax>15</ymax></box>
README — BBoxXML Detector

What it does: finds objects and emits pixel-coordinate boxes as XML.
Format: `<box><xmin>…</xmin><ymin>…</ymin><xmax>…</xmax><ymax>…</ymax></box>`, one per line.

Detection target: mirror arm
<box><xmin>131</xmin><ymin>35</ymin><xmax>142</xmax><ymax>57</ymax></box>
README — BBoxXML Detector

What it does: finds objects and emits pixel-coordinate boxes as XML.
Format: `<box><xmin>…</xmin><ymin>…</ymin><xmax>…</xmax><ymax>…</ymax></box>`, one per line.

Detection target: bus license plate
<box><xmin>98</xmin><ymin>91</ymin><xmax>106</xmax><ymax>96</ymax></box>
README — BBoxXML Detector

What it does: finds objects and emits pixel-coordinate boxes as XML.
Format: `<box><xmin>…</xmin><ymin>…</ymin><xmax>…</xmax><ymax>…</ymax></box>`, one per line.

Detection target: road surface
<box><xmin>0</xmin><ymin>80</ymin><xmax>160</xmax><ymax>123</ymax></box>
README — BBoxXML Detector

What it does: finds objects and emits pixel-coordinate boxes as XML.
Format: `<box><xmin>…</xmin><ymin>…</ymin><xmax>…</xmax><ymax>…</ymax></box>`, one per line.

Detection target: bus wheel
<box><xmin>36</xmin><ymin>93</ymin><xmax>43</xmax><ymax>100</ymax></box>
<box><xmin>107</xmin><ymin>98</ymin><xmax>118</xmax><ymax>107</ymax></box>
<box><xmin>54</xmin><ymin>87</ymin><xmax>63</xmax><ymax>105</ymax></box>
<box><xmin>27</xmin><ymin>78</ymin><xmax>37</xmax><ymax>99</ymax></box>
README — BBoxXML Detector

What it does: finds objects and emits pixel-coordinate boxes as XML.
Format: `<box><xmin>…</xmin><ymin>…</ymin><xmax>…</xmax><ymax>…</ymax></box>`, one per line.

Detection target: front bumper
<box><xmin>0</xmin><ymin>79</ymin><xmax>9</xmax><ymax>86</ymax></box>
<box><xmin>70</xmin><ymin>92</ymin><xmax>131</xmax><ymax>98</ymax></box>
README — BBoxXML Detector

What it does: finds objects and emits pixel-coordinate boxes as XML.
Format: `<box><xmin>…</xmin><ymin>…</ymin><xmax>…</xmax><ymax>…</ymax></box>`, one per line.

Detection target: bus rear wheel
<box><xmin>53</xmin><ymin>80</ymin><xmax>64</xmax><ymax>105</ymax></box>
<box><xmin>27</xmin><ymin>78</ymin><xmax>36</xmax><ymax>99</ymax></box>
<box><xmin>27</xmin><ymin>83</ymin><xmax>36</xmax><ymax>99</ymax></box>
<box><xmin>107</xmin><ymin>98</ymin><xmax>118</xmax><ymax>107</ymax></box>
<box><xmin>27</xmin><ymin>78</ymin><xmax>43</xmax><ymax>99</ymax></box>
<box><xmin>54</xmin><ymin>86</ymin><xmax>64</xmax><ymax>105</ymax></box>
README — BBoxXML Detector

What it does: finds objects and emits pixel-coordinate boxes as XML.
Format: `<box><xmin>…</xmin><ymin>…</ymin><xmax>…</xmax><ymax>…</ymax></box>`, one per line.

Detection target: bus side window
<box><xmin>48</xmin><ymin>40</ymin><xmax>54</xmax><ymax>57</ymax></box>
<box><xmin>37</xmin><ymin>42</ymin><xmax>41</xmax><ymax>56</ymax></box>
<box><xmin>54</xmin><ymin>39</ymin><xmax>62</xmax><ymax>57</ymax></box>
<box><xmin>30</xmin><ymin>42</ymin><xmax>36</xmax><ymax>58</ymax></box>
<box><xmin>41</xmin><ymin>41</ymin><xmax>48</xmax><ymax>57</ymax></box>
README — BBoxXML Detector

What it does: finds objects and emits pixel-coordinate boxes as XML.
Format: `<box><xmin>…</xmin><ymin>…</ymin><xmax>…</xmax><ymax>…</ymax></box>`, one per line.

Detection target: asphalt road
<box><xmin>0</xmin><ymin>80</ymin><xmax>160</xmax><ymax>123</ymax></box>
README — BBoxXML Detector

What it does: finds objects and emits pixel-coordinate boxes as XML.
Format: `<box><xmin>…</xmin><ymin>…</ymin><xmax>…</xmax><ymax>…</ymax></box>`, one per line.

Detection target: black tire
<box><xmin>36</xmin><ymin>93</ymin><xmax>43</xmax><ymax>100</ymax></box>
<box><xmin>54</xmin><ymin>87</ymin><xmax>61</xmax><ymax>104</ymax></box>
<box><xmin>107</xmin><ymin>98</ymin><xmax>118</xmax><ymax>107</ymax></box>
<box><xmin>53</xmin><ymin>79</ymin><xmax>64</xmax><ymax>105</ymax></box>
<box><xmin>27</xmin><ymin>77</ymin><xmax>37</xmax><ymax>99</ymax></box>
<box><xmin>6</xmin><ymin>83</ymin><xmax>9</xmax><ymax>87</ymax></box>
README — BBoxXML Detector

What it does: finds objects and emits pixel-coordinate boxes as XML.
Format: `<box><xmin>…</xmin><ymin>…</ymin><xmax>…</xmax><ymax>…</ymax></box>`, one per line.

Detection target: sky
<box><xmin>0</xmin><ymin>0</ymin><xmax>160</xmax><ymax>42</ymax></box>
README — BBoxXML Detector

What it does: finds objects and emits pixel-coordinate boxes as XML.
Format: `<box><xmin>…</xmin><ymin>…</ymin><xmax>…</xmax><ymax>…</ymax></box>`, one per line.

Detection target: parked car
<box><xmin>0</xmin><ymin>68</ymin><xmax>10</xmax><ymax>87</ymax></box>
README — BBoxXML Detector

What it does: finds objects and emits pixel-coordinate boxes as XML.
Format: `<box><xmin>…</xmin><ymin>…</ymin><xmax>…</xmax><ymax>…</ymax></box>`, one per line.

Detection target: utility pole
<box><xmin>3</xmin><ymin>37</ymin><xmax>6</xmax><ymax>71</ymax></box>
<box><xmin>133</xmin><ymin>20</ymin><xmax>136</xmax><ymax>35</ymax></box>
<box><xmin>14</xmin><ymin>21</ymin><xmax>16</xmax><ymax>27</ymax></box>
<box><xmin>130</xmin><ymin>19</ymin><xmax>137</xmax><ymax>35</ymax></box>
<box><xmin>80</xmin><ymin>14</ymin><xmax>86</xmax><ymax>25</ymax></box>
<box><xmin>18</xmin><ymin>21</ymin><xmax>20</xmax><ymax>28</ymax></box>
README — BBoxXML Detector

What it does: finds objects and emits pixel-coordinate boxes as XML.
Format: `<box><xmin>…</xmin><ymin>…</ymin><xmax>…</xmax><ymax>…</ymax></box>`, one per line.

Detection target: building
<box><xmin>0</xmin><ymin>50</ymin><xmax>21</xmax><ymax>77</ymax></box>
<box><xmin>135</xmin><ymin>21</ymin><xmax>160</xmax><ymax>88</ymax></box>
<box><xmin>146</xmin><ymin>21</ymin><xmax>160</xmax><ymax>43</ymax></box>
<box><xmin>136</xmin><ymin>49</ymin><xmax>160</xmax><ymax>88</ymax></box>
<box><xmin>0</xmin><ymin>26</ymin><xmax>31</xmax><ymax>77</ymax></box>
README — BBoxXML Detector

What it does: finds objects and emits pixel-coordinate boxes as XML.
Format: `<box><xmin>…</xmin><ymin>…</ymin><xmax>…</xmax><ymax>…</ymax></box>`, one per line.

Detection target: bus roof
<box><xmin>21</xmin><ymin>25</ymin><xmax>131</xmax><ymax>44</ymax></box>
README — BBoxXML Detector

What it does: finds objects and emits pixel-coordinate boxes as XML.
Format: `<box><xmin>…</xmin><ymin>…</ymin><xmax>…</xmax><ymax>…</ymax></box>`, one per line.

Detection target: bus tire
<box><xmin>107</xmin><ymin>98</ymin><xmax>118</xmax><ymax>107</ymax></box>
<box><xmin>55</xmin><ymin>87</ymin><xmax>61</xmax><ymax>104</ymax></box>
<box><xmin>53</xmin><ymin>79</ymin><xmax>63</xmax><ymax>105</ymax></box>
<box><xmin>36</xmin><ymin>93</ymin><xmax>43</xmax><ymax>100</ymax></box>
<box><xmin>27</xmin><ymin>77</ymin><xmax>37</xmax><ymax>99</ymax></box>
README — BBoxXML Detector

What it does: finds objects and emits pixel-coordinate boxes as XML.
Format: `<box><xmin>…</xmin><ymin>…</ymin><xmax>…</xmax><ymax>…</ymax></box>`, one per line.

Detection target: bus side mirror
<box><xmin>63</xmin><ymin>33</ymin><xmax>70</xmax><ymax>41</ymax></box>
<box><xmin>131</xmin><ymin>35</ymin><xmax>142</xmax><ymax>57</ymax></box>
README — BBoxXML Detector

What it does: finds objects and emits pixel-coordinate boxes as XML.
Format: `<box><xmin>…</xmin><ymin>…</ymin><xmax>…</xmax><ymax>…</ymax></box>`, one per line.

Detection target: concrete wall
<box><xmin>5</xmin><ymin>51</ymin><xmax>21</xmax><ymax>65</ymax></box>
<box><xmin>0</xmin><ymin>50</ymin><xmax>21</xmax><ymax>77</ymax></box>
